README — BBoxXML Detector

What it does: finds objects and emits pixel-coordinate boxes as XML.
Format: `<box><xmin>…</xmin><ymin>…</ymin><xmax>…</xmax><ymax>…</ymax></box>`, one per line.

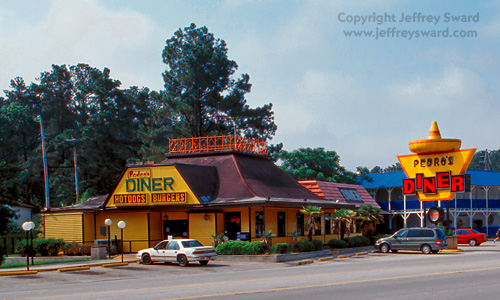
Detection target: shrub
<box><xmin>216</xmin><ymin>240</ymin><xmax>266</xmax><ymax>255</ymax></box>
<box><xmin>327</xmin><ymin>239</ymin><xmax>349</xmax><ymax>249</ymax></box>
<box><xmin>311</xmin><ymin>239</ymin><xmax>323</xmax><ymax>251</ymax></box>
<box><xmin>350</xmin><ymin>236</ymin><xmax>370</xmax><ymax>247</ymax></box>
<box><xmin>62</xmin><ymin>242</ymin><xmax>92</xmax><ymax>256</ymax></box>
<box><xmin>16</xmin><ymin>238</ymin><xmax>65</xmax><ymax>256</ymax></box>
<box><xmin>294</xmin><ymin>240</ymin><xmax>315</xmax><ymax>252</ymax></box>
<box><xmin>343</xmin><ymin>237</ymin><xmax>357</xmax><ymax>247</ymax></box>
<box><xmin>275</xmin><ymin>243</ymin><xmax>289</xmax><ymax>254</ymax></box>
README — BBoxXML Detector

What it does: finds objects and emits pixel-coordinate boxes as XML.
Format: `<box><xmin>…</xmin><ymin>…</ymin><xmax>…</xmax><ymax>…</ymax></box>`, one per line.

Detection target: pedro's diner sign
<box><xmin>112</xmin><ymin>168</ymin><xmax>187</xmax><ymax>205</ymax></box>
<box><xmin>398</xmin><ymin>122</ymin><xmax>475</xmax><ymax>202</ymax></box>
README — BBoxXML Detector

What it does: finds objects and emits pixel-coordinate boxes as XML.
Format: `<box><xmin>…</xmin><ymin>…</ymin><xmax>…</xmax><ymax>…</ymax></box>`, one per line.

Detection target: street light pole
<box><xmin>104</xmin><ymin>219</ymin><xmax>112</xmax><ymax>259</ymax></box>
<box><xmin>22</xmin><ymin>221</ymin><xmax>35</xmax><ymax>271</ymax></box>
<box><xmin>66</xmin><ymin>138</ymin><xmax>80</xmax><ymax>202</ymax></box>
<box><xmin>117</xmin><ymin>221</ymin><xmax>126</xmax><ymax>263</ymax></box>
<box><xmin>38</xmin><ymin>115</ymin><xmax>50</xmax><ymax>210</ymax></box>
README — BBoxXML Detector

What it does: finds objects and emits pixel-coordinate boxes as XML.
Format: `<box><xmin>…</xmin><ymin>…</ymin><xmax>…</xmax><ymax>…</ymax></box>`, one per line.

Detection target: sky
<box><xmin>0</xmin><ymin>0</ymin><xmax>499</xmax><ymax>171</ymax></box>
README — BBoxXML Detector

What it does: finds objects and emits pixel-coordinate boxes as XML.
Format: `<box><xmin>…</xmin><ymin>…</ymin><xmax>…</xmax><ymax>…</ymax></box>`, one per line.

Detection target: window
<box><xmin>339</xmin><ymin>188</ymin><xmax>364</xmax><ymax>203</ymax></box>
<box><xmin>155</xmin><ymin>241</ymin><xmax>168</xmax><ymax>250</ymax></box>
<box><xmin>314</xmin><ymin>216</ymin><xmax>321</xmax><ymax>235</ymax></box>
<box><xmin>277</xmin><ymin>212</ymin><xmax>286</xmax><ymax>237</ymax></box>
<box><xmin>255</xmin><ymin>211</ymin><xmax>264</xmax><ymax>237</ymax></box>
<box><xmin>394</xmin><ymin>229</ymin><xmax>407</xmax><ymax>237</ymax></box>
<box><xmin>325</xmin><ymin>213</ymin><xmax>331</xmax><ymax>234</ymax></box>
<box><xmin>296</xmin><ymin>213</ymin><xmax>304</xmax><ymax>236</ymax></box>
<box><xmin>182</xmin><ymin>240</ymin><xmax>203</xmax><ymax>248</ymax></box>
<box><xmin>167</xmin><ymin>241</ymin><xmax>180</xmax><ymax>250</ymax></box>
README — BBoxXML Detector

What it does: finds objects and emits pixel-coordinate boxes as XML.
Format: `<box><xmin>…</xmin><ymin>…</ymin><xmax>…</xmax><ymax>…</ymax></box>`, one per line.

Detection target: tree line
<box><xmin>0</xmin><ymin>23</ymin><xmax>276</xmax><ymax>216</ymax></box>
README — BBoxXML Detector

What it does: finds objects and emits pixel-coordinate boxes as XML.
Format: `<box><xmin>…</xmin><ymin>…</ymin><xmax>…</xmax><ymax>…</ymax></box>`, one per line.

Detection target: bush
<box><xmin>311</xmin><ymin>239</ymin><xmax>323</xmax><ymax>251</ymax></box>
<box><xmin>16</xmin><ymin>238</ymin><xmax>65</xmax><ymax>256</ymax></box>
<box><xmin>215</xmin><ymin>240</ymin><xmax>266</xmax><ymax>255</ymax></box>
<box><xmin>343</xmin><ymin>236</ymin><xmax>370</xmax><ymax>247</ymax></box>
<box><xmin>294</xmin><ymin>241</ymin><xmax>315</xmax><ymax>252</ymax></box>
<box><xmin>327</xmin><ymin>239</ymin><xmax>349</xmax><ymax>249</ymax></box>
<box><xmin>62</xmin><ymin>242</ymin><xmax>92</xmax><ymax>256</ymax></box>
<box><xmin>275</xmin><ymin>243</ymin><xmax>289</xmax><ymax>254</ymax></box>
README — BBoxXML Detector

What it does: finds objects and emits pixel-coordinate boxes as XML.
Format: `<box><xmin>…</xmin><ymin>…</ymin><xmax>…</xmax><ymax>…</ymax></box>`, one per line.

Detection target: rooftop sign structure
<box><xmin>168</xmin><ymin>135</ymin><xmax>268</xmax><ymax>155</ymax></box>
<box><xmin>398</xmin><ymin>121</ymin><xmax>476</xmax><ymax>202</ymax></box>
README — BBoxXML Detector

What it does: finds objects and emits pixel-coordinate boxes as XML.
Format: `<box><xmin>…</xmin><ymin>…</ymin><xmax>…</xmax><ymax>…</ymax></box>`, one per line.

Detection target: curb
<box><xmin>337</xmin><ymin>254</ymin><xmax>351</xmax><ymax>258</ymax></box>
<box><xmin>102</xmin><ymin>262</ymin><xmax>130</xmax><ymax>268</ymax></box>
<box><xmin>295</xmin><ymin>260</ymin><xmax>314</xmax><ymax>265</ymax></box>
<box><xmin>355</xmin><ymin>252</ymin><xmax>368</xmax><ymax>256</ymax></box>
<box><xmin>0</xmin><ymin>270</ymin><xmax>38</xmax><ymax>276</ymax></box>
<box><xmin>57</xmin><ymin>266</ymin><xmax>90</xmax><ymax>272</ymax></box>
<box><xmin>318</xmin><ymin>257</ymin><xmax>334</xmax><ymax>262</ymax></box>
<box><xmin>440</xmin><ymin>249</ymin><xmax>463</xmax><ymax>252</ymax></box>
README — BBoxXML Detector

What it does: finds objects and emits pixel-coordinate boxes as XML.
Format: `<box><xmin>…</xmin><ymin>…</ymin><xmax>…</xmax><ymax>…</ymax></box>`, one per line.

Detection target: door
<box><xmin>391</xmin><ymin>229</ymin><xmax>408</xmax><ymax>250</ymax></box>
<box><xmin>151</xmin><ymin>241</ymin><xmax>168</xmax><ymax>262</ymax></box>
<box><xmin>225</xmin><ymin>212</ymin><xmax>241</xmax><ymax>240</ymax></box>
<box><xmin>164</xmin><ymin>240</ymin><xmax>180</xmax><ymax>262</ymax></box>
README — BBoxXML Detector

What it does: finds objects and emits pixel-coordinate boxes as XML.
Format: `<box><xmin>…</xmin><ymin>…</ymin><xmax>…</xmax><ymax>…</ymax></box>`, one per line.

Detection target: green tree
<box><xmin>275</xmin><ymin>147</ymin><xmax>360</xmax><ymax>184</ymax></box>
<box><xmin>300</xmin><ymin>205</ymin><xmax>322</xmax><ymax>241</ymax></box>
<box><xmin>333</xmin><ymin>208</ymin><xmax>356</xmax><ymax>240</ymax></box>
<box><xmin>469</xmin><ymin>149</ymin><xmax>500</xmax><ymax>171</ymax></box>
<box><xmin>162</xmin><ymin>23</ymin><xmax>277</xmax><ymax>140</ymax></box>
<box><xmin>355</xmin><ymin>205</ymin><xmax>384</xmax><ymax>236</ymax></box>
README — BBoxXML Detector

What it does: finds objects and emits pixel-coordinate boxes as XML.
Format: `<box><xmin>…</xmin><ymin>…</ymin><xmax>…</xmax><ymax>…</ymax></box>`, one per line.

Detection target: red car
<box><xmin>452</xmin><ymin>228</ymin><xmax>487</xmax><ymax>246</ymax></box>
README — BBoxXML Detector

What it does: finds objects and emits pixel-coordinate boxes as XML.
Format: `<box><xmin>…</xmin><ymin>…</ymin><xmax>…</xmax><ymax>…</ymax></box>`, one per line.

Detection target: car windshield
<box><xmin>181</xmin><ymin>240</ymin><xmax>203</xmax><ymax>248</ymax></box>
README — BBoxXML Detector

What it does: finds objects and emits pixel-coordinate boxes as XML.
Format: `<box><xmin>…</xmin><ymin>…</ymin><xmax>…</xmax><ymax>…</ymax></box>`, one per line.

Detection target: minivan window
<box><xmin>394</xmin><ymin>229</ymin><xmax>407</xmax><ymax>237</ymax></box>
<box><xmin>407</xmin><ymin>229</ymin><xmax>434</xmax><ymax>237</ymax></box>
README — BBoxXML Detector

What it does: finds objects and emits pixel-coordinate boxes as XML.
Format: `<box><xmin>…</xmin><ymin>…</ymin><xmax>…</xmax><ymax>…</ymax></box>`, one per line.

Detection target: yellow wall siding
<box><xmin>101</xmin><ymin>212</ymin><xmax>149</xmax><ymax>253</ymax></box>
<box><xmin>149</xmin><ymin>212</ymin><xmax>163</xmax><ymax>247</ymax></box>
<box><xmin>189</xmin><ymin>213</ymin><xmax>216</xmax><ymax>246</ymax></box>
<box><xmin>44</xmin><ymin>213</ymin><xmax>83</xmax><ymax>243</ymax></box>
<box><xmin>216</xmin><ymin>213</ymin><xmax>224</xmax><ymax>235</ymax></box>
<box><xmin>264</xmin><ymin>208</ymin><xmax>278</xmax><ymax>233</ymax></box>
<box><xmin>83</xmin><ymin>213</ymin><xmax>96</xmax><ymax>244</ymax></box>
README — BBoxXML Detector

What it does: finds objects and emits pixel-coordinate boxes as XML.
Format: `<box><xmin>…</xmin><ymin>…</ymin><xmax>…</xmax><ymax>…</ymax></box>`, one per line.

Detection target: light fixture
<box><xmin>204</xmin><ymin>213</ymin><xmax>209</xmax><ymax>221</ymax></box>
<box><xmin>335</xmin><ymin>200</ymin><xmax>339</xmax><ymax>203</ymax></box>
<box><xmin>22</xmin><ymin>221</ymin><xmax>35</xmax><ymax>271</ymax></box>
<box><xmin>117</xmin><ymin>221</ymin><xmax>126</xmax><ymax>263</ymax></box>
<box><xmin>163</xmin><ymin>214</ymin><xmax>168</xmax><ymax>221</ymax></box>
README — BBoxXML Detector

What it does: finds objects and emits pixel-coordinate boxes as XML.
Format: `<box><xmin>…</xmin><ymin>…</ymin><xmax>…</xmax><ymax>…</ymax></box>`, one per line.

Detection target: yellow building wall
<box><xmin>44</xmin><ymin>213</ymin><xmax>83</xmax><ymax>243</ymax></box>
<box><xmin>83</xmin><ymin>213</ymin><xmax>96</xmax><ymax>244</ymax></box>
<box><xmin>100</xmin><ymin>212</ymin><xmax>149</xmax><ymax>253</ymax></box>
<box><xmin>189</xmin><ymin>213</ymin><xmax>216</xmax><ymax>246</ymax></box>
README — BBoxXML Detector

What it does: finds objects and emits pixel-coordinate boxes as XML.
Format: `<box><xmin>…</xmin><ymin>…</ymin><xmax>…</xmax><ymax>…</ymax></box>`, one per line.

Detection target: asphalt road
<box><xmin>2</xmin><ymin>243</ymin><xmax>500</xmax><ymax>300</ymax></box>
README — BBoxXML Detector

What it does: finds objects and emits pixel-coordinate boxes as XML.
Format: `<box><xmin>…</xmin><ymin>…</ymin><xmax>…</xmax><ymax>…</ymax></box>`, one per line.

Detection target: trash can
<box><xmin>446</xmin><ymin>235</ymin><xmax>458</xmax><ymax>250</ymax></box>
<box><xmin>91</xmin><ymin>245</ymin><xmax>107</xmax><ymax>259</ymax></box>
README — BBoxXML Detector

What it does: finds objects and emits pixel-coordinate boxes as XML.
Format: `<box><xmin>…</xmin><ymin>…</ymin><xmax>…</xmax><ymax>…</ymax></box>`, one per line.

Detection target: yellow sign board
<box><xmin>106</xmin><ymin>166</ymin><xmax>199</xmax><ymax>207</ymax></box>
<box><xmin>398</xmin><ymin>149</ymin><xmax>475</xmax><ymax>201</ymax></box>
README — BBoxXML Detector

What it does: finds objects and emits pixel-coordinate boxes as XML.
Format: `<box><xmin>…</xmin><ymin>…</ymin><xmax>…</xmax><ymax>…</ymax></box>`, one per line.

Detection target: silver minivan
<box><xmin>375</xmin><ymin>228</ymin><xmax>448</xmax><ymax>254</ymax></box>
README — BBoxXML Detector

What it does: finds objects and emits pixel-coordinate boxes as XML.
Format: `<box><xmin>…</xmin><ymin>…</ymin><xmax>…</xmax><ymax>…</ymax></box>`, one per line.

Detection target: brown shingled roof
<box><xmin>162</xmin><ymin>151</ymin><xmax>325</xmax><ymax>202</ymax></box>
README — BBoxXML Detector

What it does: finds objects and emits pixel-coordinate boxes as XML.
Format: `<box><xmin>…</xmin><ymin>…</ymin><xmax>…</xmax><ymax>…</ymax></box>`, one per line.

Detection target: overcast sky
<box><xmin>1</xmin><ymin>0</ymin><xmax>498</xmax><ymax>171</ymax></box>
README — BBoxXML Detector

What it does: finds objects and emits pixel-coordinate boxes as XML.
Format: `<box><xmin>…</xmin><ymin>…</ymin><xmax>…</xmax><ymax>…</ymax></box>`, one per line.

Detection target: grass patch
<box><xmin>1</xmin><ymin>258</ymin><xmax>91</xmax><ymax>269</ymax></box>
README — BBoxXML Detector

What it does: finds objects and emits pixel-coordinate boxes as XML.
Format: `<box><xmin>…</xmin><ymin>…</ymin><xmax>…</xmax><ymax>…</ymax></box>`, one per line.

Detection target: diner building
<box><xmin>44</xmin><ymin>135</ymin><xmax>377</xmax><ymax>252</ymax></box>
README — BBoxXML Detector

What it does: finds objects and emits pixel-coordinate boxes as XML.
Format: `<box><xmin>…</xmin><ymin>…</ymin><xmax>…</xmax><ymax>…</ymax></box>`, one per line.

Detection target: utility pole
<box><xmin>39</xmin><ymin>115</ymin><xmax>50</xmax><ymax>210</ymax></box>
